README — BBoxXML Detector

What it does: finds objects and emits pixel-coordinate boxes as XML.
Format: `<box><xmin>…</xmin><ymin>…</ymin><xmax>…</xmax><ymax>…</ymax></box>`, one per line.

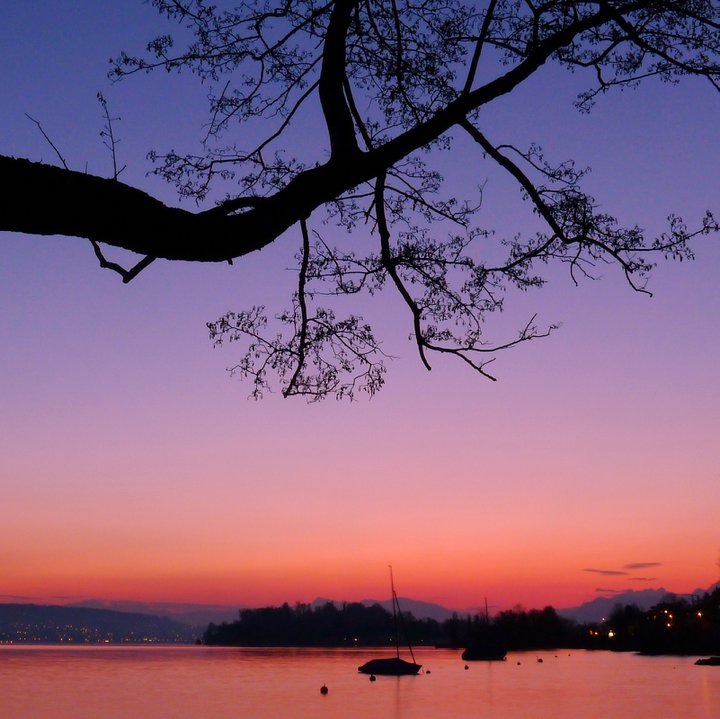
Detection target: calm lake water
<box><xmin>1</xmin><ymin>646</ymin><xmax>718</xmax><ymax>718</ymax></box>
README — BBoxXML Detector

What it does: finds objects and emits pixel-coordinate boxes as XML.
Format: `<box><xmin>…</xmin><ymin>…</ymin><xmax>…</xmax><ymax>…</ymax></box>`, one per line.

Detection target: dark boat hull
<box><xmin>695</xmin><ymin>656</ymin><xmax>720</xmax><ymax>666</ymax></box>
<box><xmin>358</xmin><ymin>657</ymin><xmax>422</xmax><ymax>675</ymax></box>
<box><xmin>461</xmin><ymin>644</ymin><xmax>507</xmax><ymax>661</ymax></box>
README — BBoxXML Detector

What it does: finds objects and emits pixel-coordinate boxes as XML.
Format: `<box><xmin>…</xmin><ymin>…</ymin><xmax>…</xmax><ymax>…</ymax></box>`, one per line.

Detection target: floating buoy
<box><xmin>426</xmin><ymin>669</ymin><xmax>431</xmax><ymax>674</ymax></box>
<box><xmin>369</xmin><ymin>675</ymin><xmax>376</xmax><ymax>682</ymax></box>
<box><xmin>320</xmin><ymin>684</ymin><xmax>329</xmax><ymax>695</ymax></box>
<box><xmin>464</xmin><ymin>665</ymin><xmax>469</xmax><ymax>670</ymax></box>
<box><xmin>537</xmin><ymin>658</ymin><xmax>543</xmax><ymax>663</ymax></box>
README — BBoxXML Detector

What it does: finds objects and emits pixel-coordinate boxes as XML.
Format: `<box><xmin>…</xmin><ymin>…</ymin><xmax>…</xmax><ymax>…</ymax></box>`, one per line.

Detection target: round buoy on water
<box><xmin>464</xmin><ymin>665</ymin><xmax>469</xmax><ymax>670</ymax></box>
<box><xmin>369</xmin><ymin>674</ymin><xmax>376</xmax><ymax>682</ymax></box>
<box><xmin>320</xmin><ymin>684</ymin><xmax>329</xmax><ymax>695</ymax></box>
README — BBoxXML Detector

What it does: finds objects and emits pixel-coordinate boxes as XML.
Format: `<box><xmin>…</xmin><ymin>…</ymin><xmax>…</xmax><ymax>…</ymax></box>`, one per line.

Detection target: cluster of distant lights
<box><xmin>587</xmin><ymin>629</ymin><xmax>614</xmax><ymax>638</ymax></box>
<box><xmin>588</xmin><ymin>608</ymin><xmax>706</xmax><ymax>637</ymax></box>
<box><xmin>1</xmin><ymin>623</ymin><xmax>178</xmax><ymax>644</ymax></box>
<box><xmin>653</xmin><ymin>608</ymin><xmax>704</xmax><ymax>629</ymax></box>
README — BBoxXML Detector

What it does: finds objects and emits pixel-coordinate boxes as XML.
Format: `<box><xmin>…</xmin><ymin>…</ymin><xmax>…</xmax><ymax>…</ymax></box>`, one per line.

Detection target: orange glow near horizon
<box><xmin>3</xmin><ymin>517</ymin><xmax>717</xmax><ymax>612</ymax></box>
<box><xmin>1</xmin><ymin>3</ymin><xmax>719</xmax><ymax>619</ymax></box>
<box><xmin>3</xmin><ymin>410</ymin><xmax>719</xmax><ymax>613</ymax></box>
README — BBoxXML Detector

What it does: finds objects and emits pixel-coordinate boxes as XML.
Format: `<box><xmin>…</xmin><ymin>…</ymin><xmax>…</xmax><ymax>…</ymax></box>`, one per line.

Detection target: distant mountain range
<box><xmin>66</xmin><ymin>585</ymin><xmax>720</xmax><ymax>625</ymax></box>
<box><xmin>319</xmin><ymin>586</ymin><xmax>718</xmax><ymax>624</ymax></box>
<box><xmin>557</xmin><ymin>583</ymin><xmax>719</xmax><ymax>623</ymax></box>
<box><xmin>312</xmin><ymin>596</ymin><xmax>456</xmax><ymax>622</ymax></box>
<box><xmin>67</xmin><ymin>596</ymin><xmax>457</xmax><ymax>626</ymax></box>
<box><xmin>68</xmin><ymin>599</ymin><xmax>240</xmax><ymax>627</ymax></box>
<box><xmin>4</xmin><ymin>583</ymin><xmax>716</xmax><ymax>643</ymax></box>
<box><xmin>557</xmin><ymin>588</ymin><xmax>678</xmax><ymax>623</ymax></box>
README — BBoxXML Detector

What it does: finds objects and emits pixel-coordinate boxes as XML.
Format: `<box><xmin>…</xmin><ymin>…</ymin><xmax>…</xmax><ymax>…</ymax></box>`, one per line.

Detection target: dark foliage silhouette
<box><xmin>203</xmin><ymin>601</ymin><xmax>442</xmax><ymax>646</ymax></box>
<box><xmin>601</xmin><ymin>586</ymin><xmax>720</xmax><ymax>655</ymax></box>
<box><xmin>203</xmin><ymin>591</ymin><xmax>720</xmax><ymax>654</ymax></box>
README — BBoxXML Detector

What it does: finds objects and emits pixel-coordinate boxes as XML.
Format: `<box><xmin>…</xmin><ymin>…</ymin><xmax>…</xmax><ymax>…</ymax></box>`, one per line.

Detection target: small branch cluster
<box><xmin>97</xmin><ymin>92</ymin><xmax>126</xmax><ymax>180</ymax></box>
<box><xmin>208</xmin><ymin>303</ymin><xmax>387</xmax><ymax>401</ymax></box>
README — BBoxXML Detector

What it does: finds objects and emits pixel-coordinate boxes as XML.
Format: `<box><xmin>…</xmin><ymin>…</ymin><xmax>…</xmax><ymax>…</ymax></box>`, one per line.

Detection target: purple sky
<box><xmin>1</xmin><ymin>1</ymin><xmax>718</xmax><ymax>611</ymax></box>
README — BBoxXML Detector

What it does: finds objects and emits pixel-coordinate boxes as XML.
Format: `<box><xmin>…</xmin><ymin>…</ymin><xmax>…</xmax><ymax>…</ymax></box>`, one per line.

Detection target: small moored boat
<box><xmin>461</xmin><ymin>642</ymin><xmax>507</xmax><ymax>662</ymax></box>
<box><xmin>358</xmin><ymin>567</ymin><xmax>421</xmax><ymax>676</ymax></box>
<box><xmin>695</xmin><ymin>656</ymin><xmax>720</xmax><ymax>666</ymax></box>
<box><xmin>358</xmin><ymin>656</ymin><xmax>421</xmax><ymax>675</ymax></box>
<box><xmin>461</xmin><ymin>598</ymin><xmax>507</xmax><ymax>662</ymax></box>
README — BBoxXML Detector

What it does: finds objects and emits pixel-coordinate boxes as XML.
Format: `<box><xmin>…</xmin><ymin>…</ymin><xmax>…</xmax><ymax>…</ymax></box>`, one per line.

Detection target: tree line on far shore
<box><xmin>203</xmin><ymin>586</ymin><xmax>720</xmax><ymax>655</ymax></box>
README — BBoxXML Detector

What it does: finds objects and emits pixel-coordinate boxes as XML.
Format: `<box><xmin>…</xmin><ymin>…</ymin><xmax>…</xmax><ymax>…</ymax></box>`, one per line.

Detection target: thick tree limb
<box><xmin>1</xmin><ymin>3</ymin><xmax>640</xmax><ymax>266</ymax></box>
<box><xmin>462</xmin><ymin>0</ymin><xmax>498</xmax><ymax>94</ymax></box>
<box><xmin>319</xmin><ymin>0</ymin><xmax>361</xmax><ymax>158</ymax></box>
<box><xmin>375</xmin><ymin>171</ymin><xmax>432</xmax><ymax>370</ymax></box>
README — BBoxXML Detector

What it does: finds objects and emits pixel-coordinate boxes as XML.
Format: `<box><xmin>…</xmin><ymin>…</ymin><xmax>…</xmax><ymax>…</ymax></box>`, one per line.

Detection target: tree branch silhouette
<box><xmin>2</xmin><ymin>0</ymin><xmax>718</xmax><ymax>398</ymax></box>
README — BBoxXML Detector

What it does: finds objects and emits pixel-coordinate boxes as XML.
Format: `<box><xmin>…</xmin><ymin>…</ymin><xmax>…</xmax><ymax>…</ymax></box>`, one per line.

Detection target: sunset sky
<box><xmin>1</xmin><ymin>1</ymin><xmax>718</xmax><ymax>615</ymax></box>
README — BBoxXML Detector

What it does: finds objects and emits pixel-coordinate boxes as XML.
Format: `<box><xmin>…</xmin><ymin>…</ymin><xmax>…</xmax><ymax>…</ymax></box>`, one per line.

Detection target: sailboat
<box><xmin>358</xmin><ymin>566</ymin><xmax>422</xmax><ymax>676</ymax></box>
<box><xmin>461</xmin><ymin>598</ymin><xmax>507</xmax><ymax>661</ymax></box>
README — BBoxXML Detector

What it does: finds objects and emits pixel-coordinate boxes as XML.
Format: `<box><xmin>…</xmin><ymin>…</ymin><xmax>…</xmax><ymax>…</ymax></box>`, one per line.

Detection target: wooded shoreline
<box><xmin>204</xmin><ymin>587</ymin><xmax>720</xmax><ymax>656</ymax></box>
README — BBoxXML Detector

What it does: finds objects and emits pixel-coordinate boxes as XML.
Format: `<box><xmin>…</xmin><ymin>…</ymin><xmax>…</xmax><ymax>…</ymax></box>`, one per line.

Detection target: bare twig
<box><xmin>25</xmin><ymin>114</ymin><xmax>69</xmax><ymax>169</ymax></box>
<box><xmin>98</xmin><ymin>92</ymin><xmax>126</xmax><ymax>180</ymax></box>
<box><xmin>284</xmin><ymin>217</ymin><xmax>312</xmax><ymax>396</ymax></box>
<box><xmin>90</xmin><ymin>240</ymin><xmax>155</xmax><ymax>283</ymax></box>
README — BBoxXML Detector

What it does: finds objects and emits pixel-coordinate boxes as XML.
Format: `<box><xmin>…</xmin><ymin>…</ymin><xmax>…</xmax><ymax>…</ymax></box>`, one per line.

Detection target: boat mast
<box><xmin>389</xmin><ymin>564</ymin><xmax>417</xmax><ymax>665</ymax></box>
<box><xmin>389</xmin><ymin>565</ymin><xmax>400</xmax><ymax>659</ymax></box>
